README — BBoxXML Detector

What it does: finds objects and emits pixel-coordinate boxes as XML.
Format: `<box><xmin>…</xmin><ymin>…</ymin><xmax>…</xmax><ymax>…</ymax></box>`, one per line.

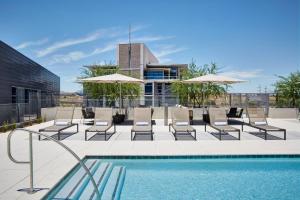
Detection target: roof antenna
<box><xmin>128</xmin><ymin>24</ymin><xmax>132</xmax><ymax>76</ymax></box>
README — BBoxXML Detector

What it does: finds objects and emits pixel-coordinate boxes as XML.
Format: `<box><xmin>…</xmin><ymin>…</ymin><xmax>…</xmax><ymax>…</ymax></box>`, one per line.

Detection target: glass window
<box><xmin>144</xmin><ymin>71</ymin><xmax>164</xmax><ymax>79</ymax></box>
<box><xmin>145</xmin><ymin>83</ymin><xmax>153</xmax><ymax>95</ymax></box>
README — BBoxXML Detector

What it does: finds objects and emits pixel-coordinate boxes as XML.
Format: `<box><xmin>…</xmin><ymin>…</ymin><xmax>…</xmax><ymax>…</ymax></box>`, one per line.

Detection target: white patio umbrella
<box><xmin>183</xmin><ymin>74</ymin><xmax>245</xmax><ymax>84</ymax></box>
<box><xmin>183</xmin><ymin>74</ymin><xmax>246</xmax><ymax>113</ymax></box>
<box><xmin>79</xmin><ymin>73</ymin><xmax>144</xmax><ymax>110</ymax></box>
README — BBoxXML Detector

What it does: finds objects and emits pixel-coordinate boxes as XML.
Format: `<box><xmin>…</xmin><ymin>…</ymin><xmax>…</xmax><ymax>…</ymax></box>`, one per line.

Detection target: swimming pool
<box><xmin>43</xmin><ymin>155</ymin><xmax>300</xmax><ymax>200</ymax></box>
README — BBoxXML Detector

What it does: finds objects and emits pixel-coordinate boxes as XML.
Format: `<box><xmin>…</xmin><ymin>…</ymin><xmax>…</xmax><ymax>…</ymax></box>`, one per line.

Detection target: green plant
<box><xmin>1</xmin><ymin>121</ymin><xmax>9</xmax><ymax>132</ymax></box>
<box><xmin>79</xmin><ymin>63</ymin><xmax>141</xmax><ymax>105</ymax></box>
<box><xmin>171</xmin><ymin>60</ymin><xmax>225</xmax><ymax>107</ymax></box>
<box><xmin>36</xmin><ymin>117</ymin><xmax>43</xmax><ymax>124</ymax></box>
<box><xmin>274</xmin><ymin>71</ymin><xmax>300</xmax><ymax>107</ymax></box>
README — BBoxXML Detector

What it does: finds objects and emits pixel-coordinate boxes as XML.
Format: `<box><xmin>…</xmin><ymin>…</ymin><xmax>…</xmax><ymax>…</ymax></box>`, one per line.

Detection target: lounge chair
<box><xmin>208</xmin><ymin>107</ymin><xmax>240</xmax><ymax>140</ymax></box>
<box><xmin>39</xmin><ymin>107</ymin><xmax>78</xmax><ymax>140</ymax></box>
<box><xmin>242</xmin><ymin>107</ymin><xmax>286</xmax><ymax>140</ymax></box>
<box><xmin>169</xmin><ymin>107</ymin><xmax>197</xmax><ymax>140</ymax></box>
<box><xmin>131</xmin><ymin>107</ymin><xmax>153</xmax><ymax>140</ymax></box>
<box><xmin>85</xmin><ymin>108</ymin><xmax>115</xmax><ymax>141</ymax></box>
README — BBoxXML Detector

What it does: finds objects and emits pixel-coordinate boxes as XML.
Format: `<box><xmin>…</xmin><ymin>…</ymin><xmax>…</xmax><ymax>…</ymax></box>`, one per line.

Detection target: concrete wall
<box><xmin>41</xmin><ymin>107</ymin><xmax>57</xmax><ymax>122</ymax></box>
<box><xmin>268</xmin><ymin>108</ymin><xmax>299</xmax><ymax>119</ymax></box>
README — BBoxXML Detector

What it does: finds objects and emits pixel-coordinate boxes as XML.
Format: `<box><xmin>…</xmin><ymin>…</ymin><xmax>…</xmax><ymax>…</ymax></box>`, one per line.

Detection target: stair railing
<box><xmin>7</xmin><ymin>128</ymin><xmax>101</xmax><ymax>199</ymax></box>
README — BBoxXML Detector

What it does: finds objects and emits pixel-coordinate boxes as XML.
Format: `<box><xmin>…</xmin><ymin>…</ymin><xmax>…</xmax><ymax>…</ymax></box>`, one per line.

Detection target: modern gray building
<box><xmin>0</xmin><ymin>40</ymin><xmax>60</xmax><ymax>124</ymax></box>
<box><xmin>117</xmin><ymin>43</ymin><xmax>187</xmax><ymax>106</ymax></box>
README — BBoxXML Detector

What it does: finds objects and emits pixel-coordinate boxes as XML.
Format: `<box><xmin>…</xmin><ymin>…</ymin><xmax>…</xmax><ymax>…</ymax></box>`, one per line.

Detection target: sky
<box><xmin>0</xmin><ymin>0</ymin><xmax>299</xmax><ymax>93</ymax></box>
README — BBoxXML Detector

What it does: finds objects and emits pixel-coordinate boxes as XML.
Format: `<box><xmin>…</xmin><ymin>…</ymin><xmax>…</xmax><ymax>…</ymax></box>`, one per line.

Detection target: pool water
<box><xmin>100</xmin><ymin>157</ymin><xmax>300</xmax><ymax>200</ymax></box>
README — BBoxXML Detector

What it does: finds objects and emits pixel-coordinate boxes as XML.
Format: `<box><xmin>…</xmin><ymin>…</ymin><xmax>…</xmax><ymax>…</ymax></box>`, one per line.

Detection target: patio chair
<box><xmin>169</xmin><ymin>107</ymin><xmax>197</xmax><ymax>140</ymax></box>
<box><xmin>208</xmin><ymin>107</ymin><xmax>240</xmax><ymax>140</ymax></box>
<box><xmin>242</xmin><ymin>107</ymin><xmax>286</xmax><ymax>140</ymax></box>
<box><xmin>39</xmin><ymin>107</ymin><xmax>78</xmax><ymax>140</ymax></box>
<box><xmin>85</xmin><ymin>108</ymin><xmax>115</xmax><ymax>141</ymax></box>
<box><xmin>81</xmin><ymin>107</ymin><xmax>95</xmax><ymax>124</ymax></box>
<box><xmin>131</xmin><ymin>107</ymin><xmax>153</xmax><ymax>140</ymax></box>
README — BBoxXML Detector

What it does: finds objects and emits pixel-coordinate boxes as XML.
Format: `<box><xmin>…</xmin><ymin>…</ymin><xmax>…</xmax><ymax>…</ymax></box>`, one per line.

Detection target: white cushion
<box><xmin>96</xmin><ymin>121</ymin><xmax>108</xmax><ymax>126</ymax></box>
<box><xmin>175</xmin><ymin>122</ymin><xmax>188</xmax><ymax>126</ymax></box>
<box><xmin>254</xmin><ymin>121</ymin><xmax>267</xmax><ymax>125</ymax></box>
<box><xmin>214</xmin><ymin>121</ymin><xmax>227</xmax><ymax>126</ymax></box>
<box><xmin>136</xmin><ymin>122</ymin><xmax>149</xmax><ymax>126</ymax></box>
<box><xmin>55</xmin><ymin>121</ymin><xmax>69</xmax><ymax>126</ymax></box>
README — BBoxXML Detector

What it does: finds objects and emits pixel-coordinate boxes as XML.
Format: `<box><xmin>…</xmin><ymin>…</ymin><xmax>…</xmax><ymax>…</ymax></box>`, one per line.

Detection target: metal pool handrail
<box><xmin>7</xmin><ymin>128</ymin><xmax>101</xmax><ymax>199</ymax></box>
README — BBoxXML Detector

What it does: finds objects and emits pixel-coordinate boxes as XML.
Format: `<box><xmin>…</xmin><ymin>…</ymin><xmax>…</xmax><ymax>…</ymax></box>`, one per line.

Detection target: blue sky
<box><xmin>0</xmin><ymin>0</ymin><xmax>299</xmax><ymax>92</ymax></box>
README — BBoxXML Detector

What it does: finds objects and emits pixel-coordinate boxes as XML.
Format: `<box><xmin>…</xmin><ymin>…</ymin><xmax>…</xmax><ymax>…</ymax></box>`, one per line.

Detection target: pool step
<box><xmin>78</xmin><ymin>162</ymin><xmax>113</xmax><ymax>200</ymax></box>
<box><xmin>45</xmin><ymin>161</ymin><xmax>126</xmax><ymax>200</ymax></box>
<box><xmin>101</xmin><ymin>166</ymin><xmax>126</xmax><ymax>200</ymax></box>
<box><xmin>52</xmin><ymin>159</ymin><xmax>100</xmax><ymax>199</ymax></box>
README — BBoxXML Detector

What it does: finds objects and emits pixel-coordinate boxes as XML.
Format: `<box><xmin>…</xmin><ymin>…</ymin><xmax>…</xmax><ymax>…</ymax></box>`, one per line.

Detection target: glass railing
<box><xmin>143</xmin><ymin>75</ymin><xmax>178</xmax><ymax>80</ymax></box>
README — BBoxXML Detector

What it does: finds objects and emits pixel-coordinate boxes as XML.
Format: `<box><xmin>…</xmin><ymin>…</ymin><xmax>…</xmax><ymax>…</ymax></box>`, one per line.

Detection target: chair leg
<box><xmin>238</xmin><ymin>130</ymin><xmax>240</xmax><ymax>140</ymax></box>
<box><xmin>151</xmin><ymin>131</ymin><xmax>153</xmax><ymax>141</ymax></box>
<box><xmin>264</xmin><ymin>131</ymin><xmax>267</xmax><ymax>140</ymax></box>
<box><xmin>174</xmin><ymin>131</ymin><xmax>177</xmax><ymax>140</ymax></box>
<box><xmin>85</xmin><ymin>131</ymin><xmax>87</xmax><ymax>141</ymax></box>
<box><xmin>241</xmin><ymin>123</ymin><xmax>243</xmax><ymax>131</ymax></box>
<box><xmin>205</xmin><ymin>124</ymin><xmax>207</xmax><ymax>132</ymax></box>
<box><xmin>219</xmin><ymin>131</ymin><xmax>221</xmax><ymax>140</ymax></box>
<box><xmin>284</xmin><ymin>130</ymin><xmax>286</xmax><ymax>140</ymax></box>
<box><xmin>131</xmin><ymin>130</ymin><xmax>133</xmax><ymax>141</ymax></box>
<box><xmin>194</xmin><ymin>130</ymin><xmax>197</xmax><ymax>140</ymax></box>
<box><xmin>105</xmin><ymin>131</ymin><xmax>107</xmax><ymax>141</ymax></box>
<box><xmin>76</xmin><ymin>124</ymin><xmax>79</xmax><ymax>133</ymax></box>
<box><xmin>169</xmin><ymin>124</ymin><xmax>171</xmax><ymax>132</ymax></box>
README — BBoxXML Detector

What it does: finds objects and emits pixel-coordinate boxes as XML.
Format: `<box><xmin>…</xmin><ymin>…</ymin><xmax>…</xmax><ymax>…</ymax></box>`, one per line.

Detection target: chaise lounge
<box><xmin>208</xmin><ymin>107</ymin><xmax>240</xmax><ymax>140</ymax></box>
<box><xmin>131</xmin><ymin>107</ymin><xmax>153</xmax><ymax>140</ymax></box>
<box><xmin>242</xmin><ymin>107</ymin><xmax>286</xmax><ymax>140</ymax></box>
<box><xmin>85</xmin><ymin>107</ymin><xmax>116</xmax><ymax>141</ymax></box>
<box><xmin>169</xmin><ymin>107</ymin><xmax>197</xmax><ymax>140</ymax></box>
<box><xmin>39</xmin><ymin>107</ymin><xmax>78</xmax><ymax>140</ymax></box>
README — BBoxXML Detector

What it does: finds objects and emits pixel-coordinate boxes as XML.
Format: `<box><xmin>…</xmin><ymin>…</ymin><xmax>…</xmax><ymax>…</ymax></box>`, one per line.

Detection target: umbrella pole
<box><xmin>119</xmin><ymin>82</ymin><xmax>122</xmax><ymax>114</ymax></box>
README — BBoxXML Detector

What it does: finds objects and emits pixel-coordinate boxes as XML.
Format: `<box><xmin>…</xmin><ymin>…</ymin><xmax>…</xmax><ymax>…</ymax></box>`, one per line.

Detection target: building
<box><xmin>117</xmin><ymin>43</ymin><xmax>187</xmax><ymax>106</ymax></box>
<box><xmin>0</xmin><ymin>40</ymin><xmax>60</xmax><ymax>124</ymax></box>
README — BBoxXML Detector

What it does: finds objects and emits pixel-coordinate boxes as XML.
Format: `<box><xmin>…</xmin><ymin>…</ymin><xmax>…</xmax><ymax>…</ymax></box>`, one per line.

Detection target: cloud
<box><xmin>16</xmin><ymin>38</ymin><xmax>48</xmax><ymax>50</ymax></box>
<box><xmin>36</xmin><ymin>27</ymin><xmax>121</xmax><ymax>57</ymax></box>
<box><xmin>132</xmin><ymin>35</ymin><xmax>175</xmax><ymax>43</ymax></box>
<box><xmin>46</xmin><ymin>33</ymin><xmax>176</xmax><ymax>65</ymax></box>
<box><xmin>220</xmin><ymin>69</ymin><xmax>263</xmax><ymax>79</ymax></box>
<box><xmin>47</xmin><ymin>43</ymin><xmax>116</xmax><ymax>65</ymax></box>
<box><xmin>152</xmin><ymin>45</ymin><xmax>187</xmax><ymax>63</ymax></box>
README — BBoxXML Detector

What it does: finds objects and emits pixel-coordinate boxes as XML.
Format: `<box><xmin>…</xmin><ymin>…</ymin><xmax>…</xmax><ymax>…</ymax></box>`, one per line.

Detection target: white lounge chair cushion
<box><xmin>95</xmin><ymin>121</ymin><xmax>108</xmax><ymax>126</ymax></box>
<box><xmin>254</xmin><ymin>121</ymin><xmax>267</xmax><ymax>125</ymax></box>
<box><xmin>214</xmin><ymin>121</ymin><xmax>227</xmax><ymax>126</ymax></box>
<box><xmin>176</xmin><ymin>122</ymin><xmax>188</xmax><ymax>126</ymax></box>
<box><xmin>136</xmin><ymin>122</ymin><xmax>149</xmax><ymax>126</ymax></box>
<box><xmin>55</xmin><ymin>121</ymin><xmax>69</xmax><ymax>126</ymax></box>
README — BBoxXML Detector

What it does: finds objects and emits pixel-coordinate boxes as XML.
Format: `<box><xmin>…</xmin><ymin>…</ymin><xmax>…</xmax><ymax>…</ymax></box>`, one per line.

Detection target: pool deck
<box><xmin>1</xmin><ymin>118</ymin><xmax>300</xmax><ymax>199</ymax></box>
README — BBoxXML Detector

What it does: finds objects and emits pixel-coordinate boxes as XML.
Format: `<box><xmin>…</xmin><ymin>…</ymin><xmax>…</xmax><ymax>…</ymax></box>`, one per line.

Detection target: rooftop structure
<box><xmin>0</xmin><ymin>41</ymin><xmax>60</xmax><ymax>124</ymax></box>
<box><xmin>117</xmin><ymin>43</ymin><xmax>188</xmax><ymax>106</ymax></box>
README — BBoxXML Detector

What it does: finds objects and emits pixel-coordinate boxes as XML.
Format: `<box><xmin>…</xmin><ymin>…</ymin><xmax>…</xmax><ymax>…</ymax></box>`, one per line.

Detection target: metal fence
<box><xmin>0</xmin><ymin>103</ymin><xmax>40</xmax><ymax>125</ymax></box>
<box><xmin>1</xmin><ymin>93</ymin><xmax>298</xmax><ymax>126</ymax></box>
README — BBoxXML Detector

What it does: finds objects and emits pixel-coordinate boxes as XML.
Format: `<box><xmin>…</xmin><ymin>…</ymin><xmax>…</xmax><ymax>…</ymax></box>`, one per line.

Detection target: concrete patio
<box><xmin>0</xmin><ymin>118</ymin><xmax>300</xmax><ymax>199</ymax></box>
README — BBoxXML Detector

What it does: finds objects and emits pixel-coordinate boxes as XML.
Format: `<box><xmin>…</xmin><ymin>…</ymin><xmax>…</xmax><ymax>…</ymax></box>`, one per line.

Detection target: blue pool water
<box><xmin>101</xmin><ymin>157</ymin><xmax>300</xmax><ymax>200</ymax></box>
<box><xmin>43</xmin><ymin>156</ymin><xmax>300</xmax><ymax>200</ymax></box>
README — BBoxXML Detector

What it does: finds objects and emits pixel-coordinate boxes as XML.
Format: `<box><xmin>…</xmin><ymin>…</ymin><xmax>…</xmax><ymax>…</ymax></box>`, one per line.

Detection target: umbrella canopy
<box><xmin>79</xmin><ymin>73</ymin><xmax>144</xmax><ymax>83</ymax></box>
<box><xmin>79</xmin><ymin>73</ymin><xmax>143</xmax><ymax>111</ymax></box>
<box><xmin>183</xmin><ymin>74</ymin><xmax>246</xmax><ymax>84</ymax></box>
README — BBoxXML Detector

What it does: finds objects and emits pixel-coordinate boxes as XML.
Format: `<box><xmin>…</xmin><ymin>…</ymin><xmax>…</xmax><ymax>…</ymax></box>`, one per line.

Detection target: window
<box><xmin>170</xmin><ymin>67</ymin><xmax>177</xmax><ymax>79</ymax></box>
<box><xmin>145</xmin><ymin>83</ymin><xmax>153</xmax><ymax>95</ymax></box>
<box><xmin>144</xmin><ymin>71</ymin><xmax>164</xmax><ymax>79</ymax></box>
<box><xmin>11</xmin><ymin>87</ymin><xmax>16</xmax><ymax>103</ymax></box>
